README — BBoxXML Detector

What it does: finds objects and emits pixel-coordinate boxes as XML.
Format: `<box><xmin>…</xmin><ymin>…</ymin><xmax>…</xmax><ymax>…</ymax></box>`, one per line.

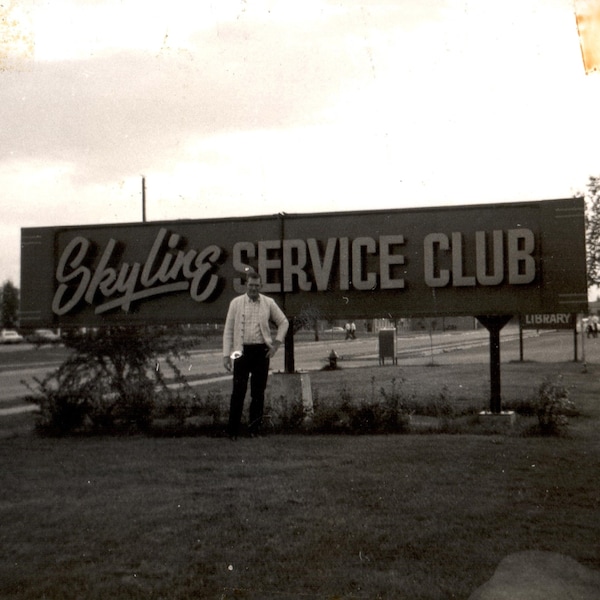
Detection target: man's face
<box><xmin>246</xmin><ymin>276</ymin><xmax>261</xmax><ymax>301</ymax></box>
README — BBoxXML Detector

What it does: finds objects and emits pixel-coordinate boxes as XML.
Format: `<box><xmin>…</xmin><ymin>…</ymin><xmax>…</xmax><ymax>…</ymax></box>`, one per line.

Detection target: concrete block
<box><xmin>267</xmin><ymin>372</ymin><xmax>314</xmax><ymax>421</ymax></box>
<box><xmin>477</xmin><ymin>410</ymin><xmax>516</xmax><ymax>433</ymax></box>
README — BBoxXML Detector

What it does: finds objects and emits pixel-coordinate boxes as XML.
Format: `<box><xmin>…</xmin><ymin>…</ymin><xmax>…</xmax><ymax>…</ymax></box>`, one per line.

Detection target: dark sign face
<box><xmin>21</xmin><ymin>198</ymin><xmax>588</xmax><ymax>327</ymax></box>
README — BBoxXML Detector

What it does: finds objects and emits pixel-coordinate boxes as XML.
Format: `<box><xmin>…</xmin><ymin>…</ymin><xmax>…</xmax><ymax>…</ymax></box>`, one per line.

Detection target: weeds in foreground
<box><xmin>309</xmin><ymin>378</ymin><xmax>413</xmax><ymax>434</ymax></box>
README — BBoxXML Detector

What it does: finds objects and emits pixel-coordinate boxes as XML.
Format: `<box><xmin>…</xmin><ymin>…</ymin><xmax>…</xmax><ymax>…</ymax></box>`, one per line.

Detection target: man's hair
<box><xmin>245</xmin><ymin>270</ymin><xmax>261</xmax><ymax>284</ymax></box>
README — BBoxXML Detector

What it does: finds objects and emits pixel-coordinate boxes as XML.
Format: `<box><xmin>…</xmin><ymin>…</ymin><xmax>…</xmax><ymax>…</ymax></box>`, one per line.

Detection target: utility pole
<box><xmin>142</xmin><ymin>176</ymin><xmax>147</xmax><ymax>222</ymax></box>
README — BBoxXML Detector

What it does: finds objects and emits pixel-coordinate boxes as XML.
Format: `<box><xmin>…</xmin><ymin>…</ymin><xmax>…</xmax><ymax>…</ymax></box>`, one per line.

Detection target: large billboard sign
<box><xmin>20</xmin><ymin>198</ymin><xmax>588</xmax><ymax>327</ymax></box>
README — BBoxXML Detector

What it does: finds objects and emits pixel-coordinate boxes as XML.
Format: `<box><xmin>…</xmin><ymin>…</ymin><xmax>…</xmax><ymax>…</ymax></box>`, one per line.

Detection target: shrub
<box><xmin>112</xmin><ymin>376</ymin><xmax>155</xmax><ymax>433</ymax></box>
<box><xmin>150</xmin><ymin>390</ymin><xmax>226</xmax><ymax>436</ymax></box>
<box><xmin>310</xmin><ymin>397</ymin><xmax>347</xmax><ymax>433</ymax></box>
<box><xmin>376</xmin><ymin>378</ymin><xmax>413</xmax><ymax>433</ymax></box>
<box><xmin>310</xmin><ymin>378</ymin><xmax>412</xmax><ymax>435</ymax></box>
<box><xmin>203</xmin><ymin>391</ymin><xmax>224</xmax><ymax>424</ymax></box>
<box><xmin>502</xmin><ymin>398</ymin><xmax>537</xmax><ymax>416</ymax></box>
<box><xmin>24</xmin><ymin>326</ymin><xmax>187</xmax><ymax>436</ymax></box>
<box><xmin>267</xmin><ymin>394</ymin><xmax>306</xmax><ymax>433</ymax></box>
<box><xmin>24</xmin><ymin>350</ymin><xmax>112</xmax><ymax>435</ymax></box>
<box><xmin>427</xmin><ymin>386</ymin><xmax>457</xmax><ymax>431</ymax></box>
<box><xmin>155</xmin><ymin>392</ymin><xmax>197</xmax><ymax>425</ymax></box>
<box><xmin>532</xmin><ymin>376</ymin><xmax>576</xmax><ymax>436</ymax></box>
<box><xmin>32</xmin><ymin>390</ymin><xmax>89</xmax><ymax>436</ymax></box>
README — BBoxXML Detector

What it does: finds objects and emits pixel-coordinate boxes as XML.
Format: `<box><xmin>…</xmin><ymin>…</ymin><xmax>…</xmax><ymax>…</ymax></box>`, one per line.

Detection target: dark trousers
<box><xmin>228</xmin><ymin>344</ymin><xmax>270</xmax><ymax>436</ymax></box>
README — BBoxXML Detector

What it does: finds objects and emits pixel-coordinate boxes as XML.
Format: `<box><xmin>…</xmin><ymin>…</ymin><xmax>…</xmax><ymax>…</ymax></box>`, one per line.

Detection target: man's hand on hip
<box><xmin>267</xmin><ymin>341</ymin><xmax>281</xmax><ymax>358</ymax></box>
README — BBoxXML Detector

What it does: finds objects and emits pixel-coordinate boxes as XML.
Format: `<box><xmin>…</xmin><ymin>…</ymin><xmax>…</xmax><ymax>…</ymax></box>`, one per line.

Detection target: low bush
<box><xmin>268</xmin><ymin>394</ymin><xmax>306</xmax><ymax>433</ymax></box>
<box><xmin>306</xmin><ymin>378</ymin><xmax>413</xmax><ymax>434</ymax></box>
<box><xmin>531</xmin><ymin>376</ymin><xmax>577</xmax><ymax>436</ymax></box>
<box><xmin>32</xmin><ymin>390</ymin><xmax>90</xmax><ymax>436</ymax></box>
<box><xmin>503</xmin><ymin>398</ymin><xmax>537</xmax><ymax>416</ymax></box>
<box><xmin>151</xmin><ymin>391</ymin><xmax>224</xmax><ymax>436</ymax></box>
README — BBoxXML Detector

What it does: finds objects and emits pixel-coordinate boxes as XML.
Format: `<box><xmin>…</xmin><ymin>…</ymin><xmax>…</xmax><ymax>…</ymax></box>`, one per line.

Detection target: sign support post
<box><xmin>518</xmin><ymin>315</ymin><xmax>524</xmax><ymax>362</ymax></box>
<box><xmin>580</xmin><ymin>314</ymin><xmax>587</xmax><ymax>372</ymax></box>
<box><xmin>284</xmin><ymin>317</ymin><xmax>295</xmax><ymax>374</ymax></box>
<box><xmin>476</xmin><ymin>315</ymin><xmax>513</xmax><ymax>414</ymax></box>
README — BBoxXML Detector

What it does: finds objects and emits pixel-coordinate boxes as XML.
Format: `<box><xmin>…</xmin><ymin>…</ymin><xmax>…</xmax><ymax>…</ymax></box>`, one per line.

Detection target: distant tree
<box><xmin>1</xmin><ymin>280</ymin><xmax>19</xmax><ymax>328</ymax></box>
<box><xmin>293</xmin><ymin>304</ymin><xmax>323</xmax><ymax>341</ymax></box>
<box><xmin>585</xmin><ymin>175</ymin><xmax>600</xmax><ymax>288</ymax></box>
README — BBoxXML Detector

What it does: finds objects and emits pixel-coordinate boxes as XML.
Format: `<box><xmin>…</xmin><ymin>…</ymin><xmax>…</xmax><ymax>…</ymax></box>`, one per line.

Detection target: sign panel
<box><xmin>21</xmin><ymin>198</ymin><xmax>588</xmax><ymax>327</ymax></box>
<box><xmin>521</xmin><ymin>313</ymin><xmax>577</xmax><ymax>330</ymax></box>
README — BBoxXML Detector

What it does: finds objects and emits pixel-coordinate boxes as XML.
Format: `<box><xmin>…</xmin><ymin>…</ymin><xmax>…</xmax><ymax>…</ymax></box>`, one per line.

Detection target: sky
<box><xmin>1</xmin><ymin>0</ymin><xmax>600</xmax><ymax>289</ymax></box>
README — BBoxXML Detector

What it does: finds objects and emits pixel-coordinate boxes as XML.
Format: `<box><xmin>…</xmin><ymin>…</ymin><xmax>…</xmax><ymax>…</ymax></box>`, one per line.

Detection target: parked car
<box><xmin>0</xmin><ymin>329</ymin><xmax>25</xmax><ymax>344</ymax></box>
<box><xmin>25</xmin><ymin>329</ymin><xmax>62</xmax><ymax>345</ymax></box>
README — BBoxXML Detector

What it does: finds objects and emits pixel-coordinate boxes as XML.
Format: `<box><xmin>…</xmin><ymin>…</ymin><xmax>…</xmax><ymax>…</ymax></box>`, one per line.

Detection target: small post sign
<box><xmin>519</xmin><ymin>312</ymin><xmax>579</xmax><ymax>363</ymax></box>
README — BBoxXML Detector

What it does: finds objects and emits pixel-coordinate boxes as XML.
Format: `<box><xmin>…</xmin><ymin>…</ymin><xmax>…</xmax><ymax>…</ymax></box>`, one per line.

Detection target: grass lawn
<box><xmin>1</xmin><ymin>354</ymin><xmax>599</xmax><ymax>599</ymax></box>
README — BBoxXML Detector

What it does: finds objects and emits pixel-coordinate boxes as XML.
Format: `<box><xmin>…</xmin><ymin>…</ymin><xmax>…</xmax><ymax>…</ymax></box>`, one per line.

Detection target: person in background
<box><xmin>223</xmin><ymin>269</ymin><xmax>289</xmax><ymax>439</ymax></box>
<box><xmin>350</xmin><ymin>321</ymin><xmax>356</xmax><ymax>339</ymax></box>
<box><xmin>588</xmin><ymin>313</ymin><xmax>600</xmax><ymax>337</ymax></box>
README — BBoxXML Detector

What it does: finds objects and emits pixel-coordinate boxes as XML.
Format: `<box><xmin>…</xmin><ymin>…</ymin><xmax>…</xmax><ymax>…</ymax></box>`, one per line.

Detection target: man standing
<box><xmin>223</xmin><ymin>270</ymin><xmax>289</xmax><ymax>439</ymax></box>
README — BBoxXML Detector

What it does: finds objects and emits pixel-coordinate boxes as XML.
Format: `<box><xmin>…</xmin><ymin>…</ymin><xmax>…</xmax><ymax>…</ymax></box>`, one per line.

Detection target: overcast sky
<box><xmin>1</xmin><ymin>0</ymin><xmax>599</xmax><ymax>287</ymax></box>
